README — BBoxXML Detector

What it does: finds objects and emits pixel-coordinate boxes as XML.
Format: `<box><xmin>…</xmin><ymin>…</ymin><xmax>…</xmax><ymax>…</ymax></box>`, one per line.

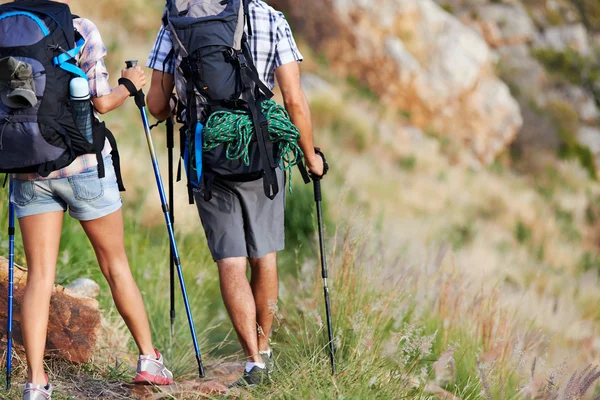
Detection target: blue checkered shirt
<box><xmin>146</xmin><ymin>0</ymin><xmax>303</xmax><ymax>91</ymax></box>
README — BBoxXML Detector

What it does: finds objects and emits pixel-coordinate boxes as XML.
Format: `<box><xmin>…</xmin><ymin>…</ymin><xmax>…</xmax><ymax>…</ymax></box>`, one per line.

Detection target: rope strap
<box><xmin>202</xmin><ymin>99</ymin><xmax>304</xmax><ymax>192</ymax></box>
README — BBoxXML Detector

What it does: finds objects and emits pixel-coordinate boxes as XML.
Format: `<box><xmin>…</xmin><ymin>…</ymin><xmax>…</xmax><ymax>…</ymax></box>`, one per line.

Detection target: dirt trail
<box><xmin>128</xmin><ymin>362</ymin><xmax>243</xmax><ymax>399</ymax></box>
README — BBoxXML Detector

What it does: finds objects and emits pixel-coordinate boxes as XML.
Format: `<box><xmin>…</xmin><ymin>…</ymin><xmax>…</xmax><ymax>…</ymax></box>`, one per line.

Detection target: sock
<box><xmin>259</xmin><ymin>349</ymin><xmax>271</xmax><ymax>358</ymax></box>
<box><xmin>245</xmin><ymin>362</ymin><xmax>266</xmax><ymax>372</ymax></box>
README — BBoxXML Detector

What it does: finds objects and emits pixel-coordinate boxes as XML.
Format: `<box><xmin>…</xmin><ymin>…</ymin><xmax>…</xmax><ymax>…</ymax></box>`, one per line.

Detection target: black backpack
<box><xmin>164</xmin><ymin>0</ymin><xmax>281</xmax><ymax>202</ymax></box>
<box><xmin>0</xmin><ymin>0</ymin><xmax>123</xmax><ymax>188</ymax></box>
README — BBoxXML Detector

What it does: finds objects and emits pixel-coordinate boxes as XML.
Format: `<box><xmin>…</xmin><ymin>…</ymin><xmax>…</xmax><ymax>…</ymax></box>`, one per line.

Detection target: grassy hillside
<box><xmin>2</xmin><ymin>0</ymin><xmax>600</xmax><ymax>398</ymax></box>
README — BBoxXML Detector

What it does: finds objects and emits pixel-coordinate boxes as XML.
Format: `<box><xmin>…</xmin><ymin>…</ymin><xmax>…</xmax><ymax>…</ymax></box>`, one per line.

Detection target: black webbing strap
<box><xmin>241</xmin><ymin>41</ymin><xmax>274</xmax><ymax>99</ymax></box>
<box><xmin>93</xmin><ymin>120</ymin><xmax>106</xmax><ymax>180</ymax></box>
<box><xmin>297</xmin><ymin>160</ymin><xmax>311</xmax><ymax>184</ymax></box>
<box><xmin>104</xmin><ymin>125</ymin><xmax>126</xmax><ymax>192</ymax></box>
<box><xmin>95</xmin><ymin>152</ymin><xmax>106</xmax><ymax>179</ymax></box>
<box><xmin>238</xmin><ymin>55</ymin><xmax>278</xmax><ymax>199</ymax></box>
<box><xmin>202</xmin><ymin>170</ymin><xmax>215</xmax><ymax>202</ymax></box>
<box><xmin>185</xmin><ymin>76</ymin><xmax>197</xmax><ymax>204</ymax></box>
<box><xmin>243</xmin><ymin>0</ymin><xmax>252</xmax><ymax>37</ymax></box>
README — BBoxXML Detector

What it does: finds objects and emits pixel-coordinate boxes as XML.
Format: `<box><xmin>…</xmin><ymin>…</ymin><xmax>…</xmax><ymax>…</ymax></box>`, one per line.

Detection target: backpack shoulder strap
<box><xmin>240</xmin><ymin>39</ymin><xmax>274</xmax><ymax>99</ymax></box>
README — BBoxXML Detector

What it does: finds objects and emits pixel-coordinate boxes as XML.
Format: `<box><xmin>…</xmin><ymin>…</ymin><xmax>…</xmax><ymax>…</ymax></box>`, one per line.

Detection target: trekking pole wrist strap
<box><xmin>118</xmin><ymin>78</ymin><xmax>138</xmax><ymax>97</ymax></box>
<box><xmin>309</xmin><ymin>149</ymin><xmax>329</xmax><ymax>181</ymax></box>
<box><xmin>119</xmin><ymin>78</ymin><xmax>146</xmax><ymax>109</ymax></box>
<box><xmin>118</xmin><ymin>78</ymin><xmax>137</xmax><ymax>96</ymax></box>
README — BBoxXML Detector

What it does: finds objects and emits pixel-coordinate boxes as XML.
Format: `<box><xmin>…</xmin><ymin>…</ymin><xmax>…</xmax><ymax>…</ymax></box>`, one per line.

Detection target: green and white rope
<box><xmin>202</xmin><ymin>99</ymin><xmax>304</xmax><ymax>192</ymax></box>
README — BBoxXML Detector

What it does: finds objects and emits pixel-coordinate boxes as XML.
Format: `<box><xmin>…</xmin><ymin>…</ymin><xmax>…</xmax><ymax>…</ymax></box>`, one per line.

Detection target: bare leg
<box><xmin>217</xmin><ymin>257</ymin><xmax>263</xmax><ymax>363</ymax></box>
<box><xmin>249</xmin><ymin>253</ymin><xmax>278</xmax><ymax>353</ymax></box>
<box><xmin>19</xmin><ymin>212</ymin><xmax>63</xmax><ymax>385</ymax></box>
<box><xmin>80</xmin><ymin>209</ymin><xmax>154</xmax><ymax>356</ymax></box>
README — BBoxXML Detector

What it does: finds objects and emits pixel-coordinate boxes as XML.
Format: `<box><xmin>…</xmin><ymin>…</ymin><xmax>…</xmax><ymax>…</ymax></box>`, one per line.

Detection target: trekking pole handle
<box><xmin>311</xmin><ymin>149</ymin><xmax>328</xmax><ymax>202</ymax></box>
<box><xmin>121</xmin><ymin>61</ymin><xmax>146</xmax><ymax>109</ymax></box>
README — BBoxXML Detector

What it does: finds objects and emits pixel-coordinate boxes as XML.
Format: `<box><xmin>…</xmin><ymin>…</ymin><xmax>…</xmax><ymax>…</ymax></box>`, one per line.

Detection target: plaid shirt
<box><xmin>16</xmin><ymin>18</ymin><xmax>112</xmax><ymax>181</ymax></box>
<box><xmin>147</xmin><ymin>0</ymin><xmax>303</xmax><ymax>92</ymax></box>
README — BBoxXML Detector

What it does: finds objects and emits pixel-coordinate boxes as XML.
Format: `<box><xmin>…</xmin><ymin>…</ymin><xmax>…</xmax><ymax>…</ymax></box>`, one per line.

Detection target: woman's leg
<box><xmin>19</xmin><ymin>212</ymin><xmax>63</xmax><ymax>385</ymax></box>
<box><xmin>79</xmin><ymin>209</ymin><xmax>154</xmax><ymax>355</ymax></box>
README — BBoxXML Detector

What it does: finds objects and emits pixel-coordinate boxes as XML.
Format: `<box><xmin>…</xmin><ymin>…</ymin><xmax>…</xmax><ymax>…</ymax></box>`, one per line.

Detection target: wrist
<box><xmin>305</xmin><ymin>151</ymin><xmax>317</xmax><ymax>164</ymax></box>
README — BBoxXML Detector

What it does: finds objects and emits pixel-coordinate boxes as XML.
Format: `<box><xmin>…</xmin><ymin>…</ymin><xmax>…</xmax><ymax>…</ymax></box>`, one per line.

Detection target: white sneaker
<box><xmin>134</xmin><ymin>349</ymin><xmax>174</xmax><ymax>385</ymax></box>
<box><xmin>23</xmin><ymin>381</ymin><xmax>53</xmax><ymax>400</ymax></box>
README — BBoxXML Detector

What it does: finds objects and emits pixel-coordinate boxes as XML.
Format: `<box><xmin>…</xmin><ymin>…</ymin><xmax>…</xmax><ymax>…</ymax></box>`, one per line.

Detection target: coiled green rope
<box><xmin>202</xmin><ymin>99</ymin><xmax>304</xmax><ymax>192</ymax></box>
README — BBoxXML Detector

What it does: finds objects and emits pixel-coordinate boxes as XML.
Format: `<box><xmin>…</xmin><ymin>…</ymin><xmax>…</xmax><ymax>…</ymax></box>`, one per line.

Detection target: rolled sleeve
<box><xmin>147</xmin><ymin>27</ymin><xmax>176</xmax><ymax>75</ymax></box>
<box><xmin>75</xmin><ymin>19</ymin><xmax>112</xmax><ymax>98</ymax></box>
<box><xmin>274</xmin><ymin>16</ymin><xmax>303</xmax><ymax>68</ymax></box>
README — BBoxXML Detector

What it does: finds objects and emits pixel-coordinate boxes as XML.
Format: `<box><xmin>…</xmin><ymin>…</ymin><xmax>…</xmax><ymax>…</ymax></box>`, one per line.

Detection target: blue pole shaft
<box><xmin>6</xmin><ymin>179</ymin><xmax>15</xmax><ymax>390</ymax></box>
<box><xmin>138</xmin><ymin>107</ymin><xmax>205</xmax><ymax>378</ymax></box>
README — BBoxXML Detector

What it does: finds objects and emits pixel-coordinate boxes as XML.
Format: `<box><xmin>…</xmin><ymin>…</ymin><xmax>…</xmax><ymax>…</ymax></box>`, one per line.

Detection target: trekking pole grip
<box><xmin>313</xmin><ymin>180</ymin><xmax>322</xmax><ymax>202</ymax></box>
<box><xmin>121</xmin><ymin>60</ymin><xmax>146</xmax><ymax>109</ymax></box>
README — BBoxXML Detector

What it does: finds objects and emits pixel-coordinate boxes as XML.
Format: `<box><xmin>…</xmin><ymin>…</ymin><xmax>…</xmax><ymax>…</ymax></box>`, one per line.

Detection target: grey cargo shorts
<box><xmin>194</xmin><ymin>168</ymin><xmax>286</xmax><ymax>261</ymax></box>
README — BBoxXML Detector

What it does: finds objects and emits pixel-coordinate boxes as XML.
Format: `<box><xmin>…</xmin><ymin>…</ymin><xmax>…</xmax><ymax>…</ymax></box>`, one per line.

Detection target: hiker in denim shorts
<box><xmin>12</xmin><ymin>2</ymin><xmax>173</xmax><ymax>398</ymax></box>
<box><xmin>146</xmin><ymin>0</ymin><xmax>325</xmax><ymax>386</ymax></box>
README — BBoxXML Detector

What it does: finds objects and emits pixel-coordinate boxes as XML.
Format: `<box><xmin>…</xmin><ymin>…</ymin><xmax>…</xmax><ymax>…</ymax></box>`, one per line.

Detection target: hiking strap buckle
<box><xmin>52</xmin><ymin>37</ymin><xmax>87</xmax><ymax>80</ymax></box>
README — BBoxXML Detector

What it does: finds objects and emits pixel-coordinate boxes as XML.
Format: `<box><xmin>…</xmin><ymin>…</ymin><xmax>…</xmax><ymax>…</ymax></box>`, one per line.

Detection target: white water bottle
<box><xmin>70</xmin><ymin>77</ymin><xmax>94</xmax><ymax>144</ymax></box>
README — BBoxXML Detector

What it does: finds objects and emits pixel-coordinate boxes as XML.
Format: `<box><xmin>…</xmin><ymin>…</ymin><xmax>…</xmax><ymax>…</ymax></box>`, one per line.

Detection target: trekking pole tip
<box><xmin>197</xmin><ymin>355</ymin><xmax>205</xmax><ymax>378</ymax></box>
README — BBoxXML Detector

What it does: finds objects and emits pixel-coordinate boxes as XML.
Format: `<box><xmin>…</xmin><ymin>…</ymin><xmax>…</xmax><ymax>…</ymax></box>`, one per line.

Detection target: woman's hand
<box><xmin>121</xmin><ymin>65</ymin><xmax>146</xmax><ymax>91</ymax></box>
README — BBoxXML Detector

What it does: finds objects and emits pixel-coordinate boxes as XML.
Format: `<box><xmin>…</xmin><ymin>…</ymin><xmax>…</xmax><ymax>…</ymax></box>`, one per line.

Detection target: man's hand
<box><xmin>306</xmin><ymin>150</ymin><xmax>325</xmax><ymax>178</ymax></box>
<box><xmin>121</xmin><ymin>66</ymin><xmax>146</xmax><ymax>91</ymax></box>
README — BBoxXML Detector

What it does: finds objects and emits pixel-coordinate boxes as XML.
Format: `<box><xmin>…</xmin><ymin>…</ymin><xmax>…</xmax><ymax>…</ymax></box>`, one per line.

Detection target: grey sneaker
<box><xmin>229</xmin><ymin>366</ymin><xmax>268</xmax><ymax>388</ymax></box>
<box><xmin>23</xmin><ymin>382</ymin><xmax>53</xmax><ymax>400</ymax></box>
<box><xmin>134</xmin><ymin>349</ymin><xmax>174</xmax><ymax>385</ymax></box>
<box><xmin>260</xmin><ymin>350</ymin><xmax>275</xmax><ymax>373</ymax></box>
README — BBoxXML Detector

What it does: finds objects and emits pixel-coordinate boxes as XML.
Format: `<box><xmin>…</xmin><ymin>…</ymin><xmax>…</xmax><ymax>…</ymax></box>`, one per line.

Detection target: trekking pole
<box><xmin>5</xmin><ymin>179</ymin><xmax>15</xmax><ymax>390</ymax></box>
<box><xmin>167</xmin><ymin>116</ymin><xmax>176</xmax><ymax>339</ymax></box>
<box><xmin>301</xmin><ymin>150</ymin><xmax>335</xmax><ymax>374</ymax></box>
<box><xmin>122</xmin><ymin>60</ymin><xmax>205</xmax><ymax>378</ymax></box>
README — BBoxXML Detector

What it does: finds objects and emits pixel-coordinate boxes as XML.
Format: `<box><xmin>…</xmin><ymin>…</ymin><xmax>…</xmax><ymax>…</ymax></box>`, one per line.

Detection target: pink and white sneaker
<box><xmin>134</xmin><ymin>349</ymin><xmax>174</xmax><ymax>385</ymax></box>
<box><xmin>23</xmin><ymin>375</ymin><xmax>52</xmax><ymax>400</ymax></box>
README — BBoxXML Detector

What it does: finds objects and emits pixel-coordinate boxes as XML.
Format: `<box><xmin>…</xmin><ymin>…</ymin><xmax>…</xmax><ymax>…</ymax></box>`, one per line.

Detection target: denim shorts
<box><xmin>11</xmin><ymin>156</ymin><xmax>122</xmax><ymax>221</ymax></box>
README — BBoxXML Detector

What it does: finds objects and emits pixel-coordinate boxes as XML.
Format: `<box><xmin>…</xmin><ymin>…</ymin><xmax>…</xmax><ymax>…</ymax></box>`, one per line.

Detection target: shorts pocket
<box><xmin>12</xmin><ymin>180</ymin><xmax>36</xmax><ymax>206</ymax></box>
<box><xmin>69</xmin><ymin>174</ymin><xmax>104</xmax><ymax>201</ymax></box>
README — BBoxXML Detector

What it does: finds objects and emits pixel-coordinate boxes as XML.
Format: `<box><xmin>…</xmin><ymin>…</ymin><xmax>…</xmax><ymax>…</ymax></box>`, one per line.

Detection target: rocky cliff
<box><xmin>271</xmin><ymin>0</ymin><xmax>522</xmax><ymax>164</ymax></box>
<box><xmin>272</xmin><ymin>0</ymin><xmax>600</xmax><ymax>169</ymax></box>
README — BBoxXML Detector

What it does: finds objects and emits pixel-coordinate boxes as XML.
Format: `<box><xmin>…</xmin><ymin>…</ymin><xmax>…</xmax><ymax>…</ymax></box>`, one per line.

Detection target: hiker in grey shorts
<box><xmin>146</xmin><ymin>0</ymin><xmax>324</xmax><ymax>386</ymax></box>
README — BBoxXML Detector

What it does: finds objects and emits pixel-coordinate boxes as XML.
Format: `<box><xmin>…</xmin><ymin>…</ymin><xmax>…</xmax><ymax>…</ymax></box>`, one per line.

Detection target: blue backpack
<box><xmin>0</xmin><ymin>0</ymin><xmax>123</xmax><ymax>188</ymax></box>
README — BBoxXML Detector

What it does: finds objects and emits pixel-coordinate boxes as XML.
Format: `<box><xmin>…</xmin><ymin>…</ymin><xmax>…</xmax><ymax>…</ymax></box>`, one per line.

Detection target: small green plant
<box><xmin>397</xmin><ymin>154</ymin><xmax>417</xmax><ymax>171</ymax></box>
<box><xmin>346</xmin><ymin>75</ymin><xmax>378</xmax><ymax>103</ymax></box>
<box><xmin>555</xmin><ymin>207</ymin><xmax>582</xmax><ymax>242</ymax></box>
<box><xmin>578</xmin><ymin>251</ymin><xmax>600</xmax><ymax>275</ymax></box>
<box><xmin>515</xmin><ymin>220</ymin><xmax>532</xmax><ymax>244</ymax></box>
<box><xmin>448</xmin><ymin>222</ymin><xmax>477</xmax><ymax>250</ymax></box>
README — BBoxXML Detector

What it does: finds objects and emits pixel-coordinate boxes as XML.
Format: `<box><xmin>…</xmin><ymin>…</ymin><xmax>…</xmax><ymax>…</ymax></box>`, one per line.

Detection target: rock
<box><xmin>269</xmin><ymin>0</ymin><xmax>523</xmax><ymax>163</ymax></box>
<box><xmin>300</xmin><ymin>73</ymin><xmax>340</xmax><ymax>100</ymax></box>
<box><xmin>0</xmin><ymin>257</ymin><xmax>101</xmax><ymax>364</ymax></box>
<box><xmin>461</xmin><ymin>3</ymin><xmax>536</xmax><ymax>48</ymax></box>
<box><xmin>578</xmin><ymin>126</ymin><xmax>600</xmax><ymax>168</ymax></box>
<box><xmin>534</xmin><ymin>24</ymin><xmax>592</xmax><ymax>56</ymax></box>
<box><xmin>547</xmin><ymin>85</ymin><xmax>600</xmax><ymax>124</ymax></box>
<box><xmin>66</xmin><ymin>278</ymin><xmax>100</xmax><ymax>299</ymax></box>
<box><xmin>496</xmin><ymin>44</ymin><xmax>548</xmax><ymax>99</ymax></box>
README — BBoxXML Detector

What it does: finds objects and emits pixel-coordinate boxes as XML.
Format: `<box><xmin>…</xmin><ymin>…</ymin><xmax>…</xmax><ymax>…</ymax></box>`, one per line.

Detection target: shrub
<box><xmin>515</xmin><ymin>220</ymin><xmax>532</xmax><ymax>244</ymax></box>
